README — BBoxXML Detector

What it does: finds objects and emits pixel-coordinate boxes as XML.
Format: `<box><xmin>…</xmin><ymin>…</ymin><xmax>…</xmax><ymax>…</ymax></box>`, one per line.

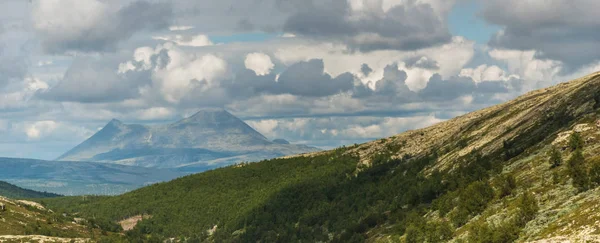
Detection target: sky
<box><xmin>1</xmin><ymin>0</ymin><xmax>600</xmax><ymax>160</ymax></box>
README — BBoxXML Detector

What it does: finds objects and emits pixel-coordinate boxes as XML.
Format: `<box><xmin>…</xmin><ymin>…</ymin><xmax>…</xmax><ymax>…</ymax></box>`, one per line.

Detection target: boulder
<box><xmin>574</xmin><ymin>123</ymin><xmax>593</xmax><ymax>133</ymax></box>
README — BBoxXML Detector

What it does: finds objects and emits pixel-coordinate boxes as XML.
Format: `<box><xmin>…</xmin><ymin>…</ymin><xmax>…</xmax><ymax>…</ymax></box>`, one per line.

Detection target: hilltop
<box><xmin>41</xmin><ymin>72</ymin><xmax>600</xmax><ymax>242</ymax></box>
<box><xmin>0</xmin><ymin>181</ymin><xmax>60</xmax><ymax>199</ymax></box>
<box><xmin>57</xmin><ymin>108</ymin><xmax>318</xmax><ymax>171</ymax></box>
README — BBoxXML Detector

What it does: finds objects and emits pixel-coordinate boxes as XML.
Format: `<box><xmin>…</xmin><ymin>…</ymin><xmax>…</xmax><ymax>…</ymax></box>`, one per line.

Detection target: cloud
<box><xmin>482</xmin><ymin>0</ymin><xmax>600</xmax><ymax>70</ymax></box>
<box><xmin>371</xmin><ymin>64</ymin><xmax>414</xmax><ymax>99</ymax></box>
<box><xmin>459</xmin><ymin>64</ymin><xmax>516</xmax><ymax>83</ymax></box>
<box><xmin>32</xmin><ymin>0</ymin><xmax>172</xmax><ymax>53</ymax></box>
<box><xmin>273</xmin><ymin>36</ymin><xmax>475</xmax><ymax>88</ymax></box>
<box><xmin>244</xmin><ymin>52</ymin><xmax>274</xmax><ymax>76</ymax></box>
<box><xmin>488</xmin><ymin>49</ymin><xmax>562</xmax><ymax>90</ymax></box>
<box><xmin>419</xmin><ymin>74</ymin><xmax>476</xmax><ymax>101</ymax></box>
<box><xmin>405</xmin><ymin>56</ymin><xmax>440</xmax><ymax>70</ymax></box>
<box><xmin>153</xmin><ymin>34</ymin><xmax>213</xmax><ymax>47</ymax></box>
<box><xmin>246</xmin><ymin>115</ymin><xmax>445</xmax><ymax>147</ymax></box>
<box><xmin>283</xmin><ymin>0</ymin><xmax>452</xmax><ymax>51</ymax></box>
<box><xmin>0</xmin><ymin>55</ymin><xmax>27</xmax><ymax>88</ymax></box>
<box><xmin>360</xmin><ymin>63</ymin><xmax>372</xmax><ymax>76</ymax></box>
<box><xmin>37</xmin><ymin>58</ymin><xmax>145</xmax><ymax>103</ymax></box>
<box><xmin>274</xmin><ymin>59</ymin><xmax>355</xmax><ymax>97</ymax></box>
<box><xmin>25</xmin><ymin>120</ymin><xmax>58</xmax><ymax>140</ymax></box>
<box><xmin>169</xmin><ymin>25</ymin><xmax>194</xmax><ymax>31</ymax></box>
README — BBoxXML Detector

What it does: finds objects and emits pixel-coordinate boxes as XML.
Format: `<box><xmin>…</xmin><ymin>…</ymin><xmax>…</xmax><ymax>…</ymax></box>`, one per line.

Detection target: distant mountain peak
<box><xmin>107</xmin><ymin>118</ymin><xmax>124</xmax><ymax>127</ymax></box>
<box><xmin>185</xmin><ymin>108</ymin><xmax>234</xmax><ymax>121</ymax></box>
<box><xmin>57</xmin><ymin>108</ymin><xmax>319</xmax><ymax>169</ymax></box>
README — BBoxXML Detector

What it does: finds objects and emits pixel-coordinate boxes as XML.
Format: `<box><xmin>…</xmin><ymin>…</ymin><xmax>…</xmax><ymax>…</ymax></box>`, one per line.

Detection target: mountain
<box><xmin>0</xmin><ymin>181</ymin><xmax>60</xmax><ymax>199</ymax></box>
<box><xmin>41</xmin><ymin>72</ymin><xmax>600</xmax><ymax>242</ymax></box>
<box><xmin>0</xmin><ymin>157</ymin><xmax>182</xmax><ymax>195</ymax></box>
<box><xmin>57</xmin><ymin>108</ymin><xmax>319</xmax><ymax>170</ymax></box>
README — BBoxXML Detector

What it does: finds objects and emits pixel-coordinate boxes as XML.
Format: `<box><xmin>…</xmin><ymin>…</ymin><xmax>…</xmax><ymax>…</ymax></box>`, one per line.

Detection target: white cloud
<box><xmin>244</xmin><ymin>52</ymin><xmax>274</xmax><ymax>76</ymax></box>
<box><xmin>153</xmin><ymin>34</ymin><xmax>213</xmax><ymax>47</ymax></box>
<box><xmin>119</xmin><ymin>43</ymin><xmax>229</xmax><ymax>104</ymax></box>
<box><xmin>274</xmin><ymin>37</ymin><xmax>474</xmax><ymax>90</ymax></box>
<box><xmin>169</xmin><ymin>25</ymin><xmax>194</xmax><ymax>31</ymax></box>
<box><xmin>488</xmin><ymin>49</ymin><xmax>562</xmax><ymax>89</ymax></box>
<box><xmin>25</xmin><ymin>121</ymin><xmax>58</xmax><ymax>140</ymax></box>
<box><xmin>247</xmin><ymin>119</ymin><xmax>279</xmax><ymax>137</ymax></box>
<box><xmin>460</xmin><ymin>64</ymin><xmax>518</xmax><ymax>83</ymax></box>
<box><xmin>135</xmin><ymin>107</ymin><xmax>175</xmax><ymax>120</ymax></box>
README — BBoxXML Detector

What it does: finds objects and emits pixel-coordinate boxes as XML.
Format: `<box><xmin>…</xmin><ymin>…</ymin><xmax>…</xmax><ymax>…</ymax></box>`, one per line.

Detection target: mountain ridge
<box><xmin>57</xmin><ymin>109</ymin><xmax>319</xmax><ymax>169</ymax></box>
<box><xmin>0</xmin><ymin>157</ymin><xmax>182</xmax><ymax>195</ymax></box>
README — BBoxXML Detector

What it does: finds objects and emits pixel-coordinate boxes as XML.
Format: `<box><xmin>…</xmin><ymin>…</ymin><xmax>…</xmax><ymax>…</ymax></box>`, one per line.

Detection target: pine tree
<box><xmin>569</xmin><ymin>132</ymin><xmax>584</xmax><ymax>151</ymax></box>
<box><xmin>567</xmin><ymin>149</ymin><xmax>588</xmax><ymax>191</ymax></box>
<box><xmin>588</xmin><ymin>160</ymin><xmax>600</xmax><ymax>188</ymax></box>
<box><xmin>548</xmin><ymin>146</ymin><xmax>563</xmax><ymax>168</ymax></box>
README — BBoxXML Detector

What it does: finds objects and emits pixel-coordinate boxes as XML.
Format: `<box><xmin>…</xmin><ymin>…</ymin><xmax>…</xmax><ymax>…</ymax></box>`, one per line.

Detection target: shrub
<box><xmin>494</xmin><ymin>174</ymin><xmax>517</xmax><ymax>199</ymax></box>
<box><xmin>588</xmin><ymin>159</ymin><xmax>600</xmax><ymax>188</ymax></box>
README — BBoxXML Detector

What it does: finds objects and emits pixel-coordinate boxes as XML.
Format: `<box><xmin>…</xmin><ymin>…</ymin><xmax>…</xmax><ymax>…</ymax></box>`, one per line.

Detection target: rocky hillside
<box><xmin>57</xmin><ymin>108</ymin><xmax>318</xmax><ymax>170</ymax></box>
<box><xmin>40</xmin><ymin>72</ymin><xmax>600</xmax><ymax>242</ymax></box>
<box><xmin>0</xmin><ymin>196</ymin><xmax>95</xmax><ymax>241</ymax></box>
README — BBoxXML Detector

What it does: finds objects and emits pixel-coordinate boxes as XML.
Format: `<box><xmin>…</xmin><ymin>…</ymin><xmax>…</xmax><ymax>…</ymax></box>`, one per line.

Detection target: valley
<box><xmin>26</xmin><ymin>72</ymin><xmax>600</xmax><ymax>241</ymax></box>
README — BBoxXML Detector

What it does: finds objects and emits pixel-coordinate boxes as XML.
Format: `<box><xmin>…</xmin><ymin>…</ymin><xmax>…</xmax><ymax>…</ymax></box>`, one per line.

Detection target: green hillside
<box><xmin>0</xmin><ymin>196</ymin><xmax>102</xmax><ymax>241</ymax></box>
<box><xmin>41</xmin><ymin>72</ymin><xmax>600</xmax><ymax>242</ymax></box>
<box><xmin>0</xmin><ymin>181</ymin><xmax>61</xmax><ymax>199</ymax></box>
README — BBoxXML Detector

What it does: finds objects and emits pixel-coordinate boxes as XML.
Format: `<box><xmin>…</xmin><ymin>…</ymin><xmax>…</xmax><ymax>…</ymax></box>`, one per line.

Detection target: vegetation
<box><xmin>0</xmin><ymin>181</ymin><xmax>61</xmax><ymax>199</ymax></box>
<box><xmin>468</xmin><ymin>192</ymin><xmax>538</xmax><ymax>243</ymax></box>
<box><xmin>28</xmin><ymin>72</ymin><xmax>600</xmax><ymax>241</ymax></box>
<box><xmin>0</xmin><ymin>197</ymin><xmax>97</xmax><ymax>238</ymax></box>
<box><xmin>568</xmin><ymin>149</ymin><xmax>588</xmax><ymax>191</ymax></box>
<box><xmin>548</xmin><ymin>146</ymin><xmax>563</xmax><ymax>168</ymax></box>
<box><xmin>569</xmin><ymin>132</ymin><xmax>584</xmax><ymax>150</ymax></box>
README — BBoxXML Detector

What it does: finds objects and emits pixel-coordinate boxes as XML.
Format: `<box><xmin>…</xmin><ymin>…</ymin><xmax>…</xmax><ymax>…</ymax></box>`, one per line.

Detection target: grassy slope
<box><xmin>0</xmin><ymin>196</ymin><xmax>94</xmax><ymax>238</ymax></box>
<box><xmin>0</xmin><ymin>181</ymin><xmax>61</xmax><ymax>199</ymax></box>
<box><xmin>42</xmin><ymin>72</ymin><xmax>600</xmax><ymax>242</ymax></box>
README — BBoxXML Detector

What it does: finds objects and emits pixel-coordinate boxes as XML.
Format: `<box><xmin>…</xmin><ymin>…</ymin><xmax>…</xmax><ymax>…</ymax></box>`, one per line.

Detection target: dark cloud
<box><xmin>374</xmin><ymin>64</ymin><xmax>411</xmax><ymax>96</ymax></box>
<box><xmin>419</xmin><ymin>74</ymin><xmax>475</xmax><ymax>101</ymax></box>
<box><xmin>418</xmin><ymin>74</ymin><xmax>518</xmax><ymax>102</ymax></box>
<box><xmin>283</xmin><ymin>0</ymin><xmax>451</xmax><ymax>51</ymax></box>
<box><xmin>0</xmin><ymin>37</ymin><xmax>27</xmax><ymax>88</ymax></box>
<box><xmin>223</xmin><ymin>69</ymin><xmax>278</xmax><ymax>99</ymax></box>
<box><xmin>360</xmin><ymin>63</ymin><xmax>372</xmax><ymax>76</ymax></box>
<box><xmin>483</xmin><ymin>0</ymin><xmax>600</xmax><ymax>70</ymax></box>
<box><xmin>273</xmin><ymin>59</ymin><xmax>355</xmax><ymax>97</ymax></box>
<box><xmin>352</xmin><ymin>63</ymin><xmax>416</xmax><ymax>103</ymax></box>
<box><xmin>36</xmin><ymin>58</ymin><xmax>147</xmax><ymax>102</ymax></box>
<box><xmin>36</xmin><ymin>1</ymin><xmax>172</xmax><ymax>53</ymax></box>
<box><xmin>475</xmin><ymin>80</ymin><xmax>509</xmax><ymax>94</ymax></box>
<box><xmin>0</xmin><ymin>56</ymin><xmax>27</xmax><ymax>88</ymax></box>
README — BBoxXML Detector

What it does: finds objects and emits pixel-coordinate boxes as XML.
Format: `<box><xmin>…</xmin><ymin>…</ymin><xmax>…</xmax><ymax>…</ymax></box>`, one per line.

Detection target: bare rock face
<box><xmin>57</xmin><ymin>109</ymin><xmax>319</xmax><ymax>170</ymax></box>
